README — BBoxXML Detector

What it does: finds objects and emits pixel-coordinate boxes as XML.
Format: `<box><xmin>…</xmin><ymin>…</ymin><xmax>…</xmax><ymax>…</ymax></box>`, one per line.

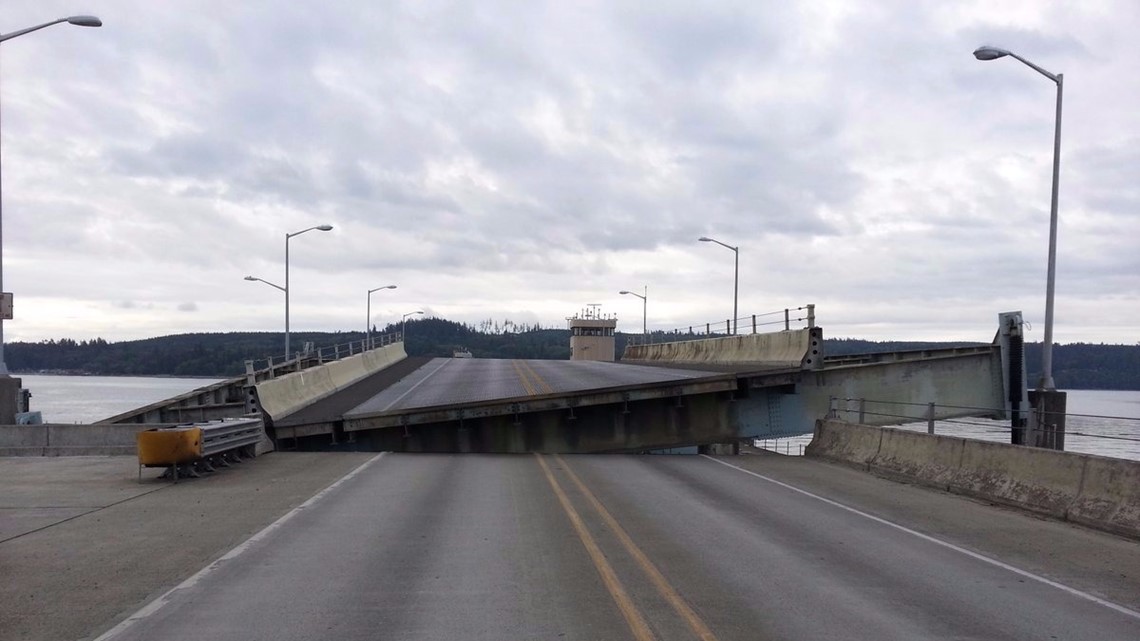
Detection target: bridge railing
<box><xmin>244</xmin><ymin>331</ymin><xmax>404</xmax><ymax>379</ymax></box>
<box><xmin>828</xmin><ymin>396</ymin><xmax>1140</xmax><ymax>461</ymax></box>
<box><xmin>625</xmin><ymin>304</ymin><xmax>816</xmax><ymax>347</ymax></box>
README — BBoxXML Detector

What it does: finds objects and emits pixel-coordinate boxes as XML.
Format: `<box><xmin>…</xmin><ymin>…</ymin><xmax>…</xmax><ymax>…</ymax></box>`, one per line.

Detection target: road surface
<box><xmin>93</xmin><ymin>453</ymin><xmax>1140</xmax><ymax>641</ymax></box>
<box><xmin>345</xmin><ymin>357</ymin><xmax>724</xmax><ymax>417</ymax></box>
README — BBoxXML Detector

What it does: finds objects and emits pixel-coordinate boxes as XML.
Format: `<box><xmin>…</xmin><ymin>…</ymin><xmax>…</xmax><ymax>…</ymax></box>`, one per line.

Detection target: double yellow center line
<box><xmin>536</xmin><ymin>454</ymin><xmax>718</xmax><ymax>641</ymax></box>
<box><xmin>512</xmin><ymin>359</ymin><xmax>554</xmax><ymax>397</ymax></box>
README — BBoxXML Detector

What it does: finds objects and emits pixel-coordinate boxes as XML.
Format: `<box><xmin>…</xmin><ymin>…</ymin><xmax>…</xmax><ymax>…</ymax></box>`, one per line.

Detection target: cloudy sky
<box><xmin>1</xmin><ymin>1</ymin><xmax>1136</xmax><ymax>348</ymax></box>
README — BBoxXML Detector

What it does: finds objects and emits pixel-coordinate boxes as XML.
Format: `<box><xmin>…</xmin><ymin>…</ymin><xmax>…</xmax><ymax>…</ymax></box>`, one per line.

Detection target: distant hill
<box><xmin>7</xmin><ymin>318</ymin><xmax>1139</xmax><ymax>390</ymax></box>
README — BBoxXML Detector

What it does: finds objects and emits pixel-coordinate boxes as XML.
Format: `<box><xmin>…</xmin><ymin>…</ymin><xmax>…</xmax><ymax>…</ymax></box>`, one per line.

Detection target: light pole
<box><xmin>367</xmin><ymin>285</ymin><xmax>397</xmax><ymax>347</ymax></box>
<box><xmin>0</xmin><ymin>15</ymin><xmax>102</xmax><ymax>377</ymax></box>
<box><xmin>698</xmin><ymin>236</ymin><xmax>739</xmax><ymax>335</ymax></box>
<box><xmin>283</xmin><ymin>224</ymin><xmax>332</xmax><ymax>359</ymax></box>
<box><xmin>243</xmin><ymin>275</ymin><xmax>285</xmax><ymax>354</ymax></box>
<box><xmin>974</xmin><ymin>45</ymin><xmax>1063</xmax><ymax>391</ymax></box>
<box><xmin>401</xmin><ymin>310</ymin><xmax>424</xmax><ymax>342</ymax></box>
<box><xmin>619</xmin><ymin>287</ymin><xmax>647</xmax><ymax>337</ymax></box>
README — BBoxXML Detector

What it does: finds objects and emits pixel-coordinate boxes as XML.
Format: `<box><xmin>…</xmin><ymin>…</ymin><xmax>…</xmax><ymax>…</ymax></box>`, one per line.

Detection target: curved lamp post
<box><xmin>283</xmin><ymin>224</ymin><xmax>332</xmax><ymax>359</ymax></box>
<box><xmin>974</xmin><ymin>45</ymin><xmax>1063</xmax><ymax>391</ymax></box>
<box><xmin>0</xmin><ymin>15</ymin><xmax>102</xmax><ymax>376</ymax></box>
<box><xmin>619</xmin><ymin>287</ymin><xmax>647</xmax><ymax>337</ymax></box>
<box><xmin>244</xmin><ymin>275</ymin><xmax>284</xmax><ymax>292</ymax></box>
<box><xmin>401</xmin><ymin>310</ymin><xmax>423</xmax><ymax>341</ymax></box>
<box><xmin>698</xmin><ymin>236</ymin><xmax>739</xmax><ymax>335</ymax></box>
<box><xmin>367</xmin><ymin>285</ymin><xmax>397</xmax><ymax>347</ymax></box>
<box><xmin>243</xmin><ymin>275</ymin><xmax>285</xmax><ymax>355</ymax></box>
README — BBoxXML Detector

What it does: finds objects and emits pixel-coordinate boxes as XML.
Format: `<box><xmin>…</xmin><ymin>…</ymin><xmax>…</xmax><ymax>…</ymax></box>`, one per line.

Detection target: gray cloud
<box><xmin>1</xmin><ymin>0</ymin><xmax>1136</xmax><ymax>344</ymax></box>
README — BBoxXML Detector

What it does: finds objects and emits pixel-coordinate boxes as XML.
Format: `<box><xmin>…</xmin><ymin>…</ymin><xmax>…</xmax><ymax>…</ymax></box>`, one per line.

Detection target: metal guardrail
<box><xmin>626</xmin><ymin>304</ymin><xmax>815</xmax><ymax>347</ymax></box>
<box><xmin>243</xmin><ymin>331</ymin><xmax>404</xmax><ymax>380</ymax></box>
<box><xmin>828</xmin><ymin>396</ymin><xmax>1140</xmax><ymax>446</ymax></box>
<box><xmin>137</xmin><ymin>417</ymin><xmax>265</xmax><ymax>482</ymax></box>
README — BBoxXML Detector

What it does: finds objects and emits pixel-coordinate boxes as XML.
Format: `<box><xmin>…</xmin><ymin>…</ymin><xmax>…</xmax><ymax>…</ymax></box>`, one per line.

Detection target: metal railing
<box><xmin>244</xmin><ymin>331</ymin><xmax>403</xmax><ymax>376</ymax></box>
<box><xmin>626</xmin><ymin>304</ymin><xmax>816</xmax><ymax>347</ymax></box>
<box><xmin>826</xmin><ymin>396</ymin><xmax>1140</xmax><ymax>457</ymax></box>
<box><xmin>138</xmin><ymin>417</ymin><xmax>265</xmax><ymax>482</ymax></box>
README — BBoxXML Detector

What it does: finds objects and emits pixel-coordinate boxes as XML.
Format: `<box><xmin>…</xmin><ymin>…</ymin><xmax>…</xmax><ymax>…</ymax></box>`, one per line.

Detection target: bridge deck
<box><xmin>274</xmin><ymin>357</ymin><xmax>727</xmax><ymax>429</ymax></box>
<box><xmin>345</xmin><ymin>357</ymin><xmax>725</xmax><ymax>419</ymax></box>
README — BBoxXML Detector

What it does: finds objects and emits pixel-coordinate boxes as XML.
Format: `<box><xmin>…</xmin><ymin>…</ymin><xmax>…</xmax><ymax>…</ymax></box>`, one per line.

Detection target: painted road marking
<box><xmin>520</xmin><ymin>359</ymin><xmax>555</xmax><ymax>394</ymax></box>
<box><xmin>557</xmin><ymin>455</ymin><xmax>719</xmax><ymax>641</ymax></box>
<box><xmin>701</xmin><ymin>455</ymin><xmax>1140</xmax><ymax>623</ymax></box>
<box><xmin>93</xmin><ymin>453</ymin><xmax>388</xmax><ymax>641</ymax></box>
<box><xmin>535</xmin><ymin>454</ymin><xmax>657</xmax><ymax>641</ymax></box>
<box><xmin>381</xmin><ymin>358</ymin><xmax>452</xmax><ymax>411</ymax></box>
<box><xmin>511</xmin><ymin>360</ymin><xmax>537</xmax><ymax>396</ymax></box>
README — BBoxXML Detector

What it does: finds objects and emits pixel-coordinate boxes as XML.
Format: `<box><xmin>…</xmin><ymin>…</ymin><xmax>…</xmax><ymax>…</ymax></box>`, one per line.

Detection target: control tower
<box><xmin>568</xmin><ymin>304</ymin><xmax>617</xmax><ymax>362</ymax></box>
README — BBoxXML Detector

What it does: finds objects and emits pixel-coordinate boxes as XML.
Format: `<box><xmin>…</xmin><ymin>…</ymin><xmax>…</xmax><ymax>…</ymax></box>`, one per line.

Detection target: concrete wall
<box><xmin>799</xmin><ymin>348</ymin><xmax>1004</xmax><ymax>428</ymax></box>
<box><xmin>806</xmin><ymin>419</ymin><xmax>1140</xmax><ymax>540</ymax></box>
<box><xmin>254</xmin><ymin>342</ymin><xmax>407</xmax><ymax>422</ymax></box>
<box><xmin>1</xmin><ymin>422</ymin><xmax>275</xmax><ymax>457</ymax></box>
<box><xmin>0</xmin><ymin>423</ymin><xmax>158</xmax><ymax>456</ymax></box>
<box><xmin>622</xmin><ymin>328</ymin><xmax>817</xmax><ymax>368</ymax></box>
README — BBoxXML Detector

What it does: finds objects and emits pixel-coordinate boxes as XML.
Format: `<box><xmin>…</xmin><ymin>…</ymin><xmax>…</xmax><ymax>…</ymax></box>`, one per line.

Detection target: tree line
<box><xmin>7</xmin><ymin>318</ymin><xmax>1139</xmax><ymax>390</ymax></box>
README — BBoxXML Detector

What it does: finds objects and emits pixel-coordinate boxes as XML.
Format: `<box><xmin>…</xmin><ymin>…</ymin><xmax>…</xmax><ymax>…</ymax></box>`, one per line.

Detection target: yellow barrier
<box><xmin>137</xmin><ymin>427</ymin><xmax>202</xmax><ymax>466</ymax></box>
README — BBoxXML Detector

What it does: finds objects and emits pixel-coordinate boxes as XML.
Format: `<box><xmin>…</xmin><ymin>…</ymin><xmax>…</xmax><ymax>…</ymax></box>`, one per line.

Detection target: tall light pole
<box><xmin>699</xmin><ymin>236</ymin><xmax>739</xmax><ymax>335</ymax></box>
<box><xmin>974</xmin><ymin>45</ymin><xmax>1063</xmax><ymax>391</ymax></box>
<box><xmin>0</xmin><ymin>15</ymin><xmax>102</xmax><ymax>377</ymax></box>
<box><xmin>284</xmin><ymin>224</ymin><xmax>332</xmax><ymax>359</ymax></box>
<box><xmin>367</xmin><ymin>285</ymin><xmax>397</xmax><ymax>347</ymax></box>
<box><xmin>619</xmin><ymin>287</ymin><xmax>647</xmax><ymax>337</ymax></box>
<box><xmin>402</xmin><ymin>310</ymin><xmax>423</xmax><ymax>341</ymax></box>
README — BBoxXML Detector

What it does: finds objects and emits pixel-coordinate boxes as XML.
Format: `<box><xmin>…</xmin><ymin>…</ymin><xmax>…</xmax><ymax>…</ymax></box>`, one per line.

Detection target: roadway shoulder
<box><xmin>0</xmin><ymin>452</ymin><xmax>376</xmax><ymax>641</ymax></box>
<box><xmin>712</xmin><ymin>453</ymin><xmax>1140</xmax><ymax>612</ymax></box>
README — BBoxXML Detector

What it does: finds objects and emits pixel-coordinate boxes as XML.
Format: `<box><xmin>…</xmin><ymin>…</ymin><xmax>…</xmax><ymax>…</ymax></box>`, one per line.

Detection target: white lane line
<box><xmin>381</xmin><ymin>358</ymin><xmax>453</xmax><ymax>411</ymax></box>
<box><xmin>92</xmin><ymin>453</ymin><xmax>387</xmax><ymax>641</ymax></box>
<box><xmin>700</xmin><ymin>455</ymin><xmax>1140</xmax><ymax>622</ymax></box>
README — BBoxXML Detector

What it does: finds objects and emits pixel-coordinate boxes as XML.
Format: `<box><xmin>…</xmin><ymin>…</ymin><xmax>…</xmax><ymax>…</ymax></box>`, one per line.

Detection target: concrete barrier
<box><xmin>0</xmin><ymin>424</ymin><xmax>160</xmax><ymax>456</ymax></box>
<box><xmin>949</xmin><ymin>437</ymin><xmax>1086</xmax><ymax>518</ymax></box>
<box><xmin>804</xmin><ymin>420</ymin><xmax>882</xmax><ymax>468</ymax></box>
<box><xmin>622</xmin><ymin>328</ymin><xmax>818</xmax><ymax>368</ymax></box>
<box><xmin>1</xmin><ymin>421</ymin><xmax>276</xmax><ymax>458</ymax></box>
<box><xmin>1068</xmin><ymin>456</ymin><xmax>1140</xmax><ymax>539</ymax></box>
<box><xmin>807</xmin><ymin>419</ymin><xmax>1140</xmax><ymax>540</ymax></box>
<box><xmin>873</xmin><ymin>427</ymin><xmax>965</xmax><ymax>488</ymax></box>
<box><xmin>255</xmin><ymin>342</ymin><xmax>407</xmax><ymax>422</ymax></box>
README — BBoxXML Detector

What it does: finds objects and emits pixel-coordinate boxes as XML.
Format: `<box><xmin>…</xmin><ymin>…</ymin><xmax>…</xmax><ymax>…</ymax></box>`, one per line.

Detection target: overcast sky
<box><xmin>1</xmin><ymin>1</ymin><xmax>1136</xmax><ymax>348</ymax></box>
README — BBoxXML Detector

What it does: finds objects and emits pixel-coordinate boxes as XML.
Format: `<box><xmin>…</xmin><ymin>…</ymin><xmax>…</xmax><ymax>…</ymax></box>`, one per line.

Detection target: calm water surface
<box><xmin>19</xmin><ymin>374</ymin><xmax>225</xmax><ymax>424</ymax></box>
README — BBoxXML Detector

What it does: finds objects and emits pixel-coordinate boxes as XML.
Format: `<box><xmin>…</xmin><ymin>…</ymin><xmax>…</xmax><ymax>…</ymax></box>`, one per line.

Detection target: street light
<box><xmin>401</xmin><ymin>310</ymin><xmax>424</xmax><ymax>341</ymax></box>
<box><xmin>244</xmin><ymin>275</ymin><xmax>285</xmax><ymax>292</ymax></box>
<box><xmin>698</xmin><ymin>236</ymin><xmax>739</xmax><ymax>335</ymax></box>
<box><xmin>367</xmin><ymin>285</ymin><xmax>397</xmax><ymax>347</ymax></box>
<box><xmin>243</xmin><ymin>275</ymin><xmax>285</xmax><ymax>355</ymax></box>
<box><xmin>974</xmin><ymin>45</ymin><xmax>1063</xmax><ymax>391</ymax></box>
<box><xmin>0</xmin><ymin>15</ymin><xmax>102</xmax><ymax>377</ymax></box>
<box><xmin>283</xmin><ymin>224</ymin><xmax>332</xmax><ymax>359</ymax></box>
<box><xmin>619</xmin><ymin>287</ymin><xmax>647</xmax><ymax>336</ymax></box>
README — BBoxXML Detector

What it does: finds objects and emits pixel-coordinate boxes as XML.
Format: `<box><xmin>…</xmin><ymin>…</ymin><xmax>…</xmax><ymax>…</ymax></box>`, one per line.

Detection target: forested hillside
<box><xmin>7</xmin><ymin>318</ymin><xmax>1139</xmax><ymax>389</ymax></box>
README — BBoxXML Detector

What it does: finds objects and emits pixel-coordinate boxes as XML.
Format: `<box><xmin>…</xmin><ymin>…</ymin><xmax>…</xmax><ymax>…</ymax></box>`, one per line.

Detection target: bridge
<box><xmin>3</xmin><ymin>308</ymin><xmax>1139</xmax><ymax>640</ymax></box>
<box><xmin>228</xmin><ymin>310</ymin><xmax>1011</xmax><ymax>454</ymax></box>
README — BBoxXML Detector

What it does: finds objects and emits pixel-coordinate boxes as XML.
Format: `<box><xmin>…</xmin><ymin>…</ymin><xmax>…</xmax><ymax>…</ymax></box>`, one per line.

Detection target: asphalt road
<box><xmin>345</xmin><ymin>357</ymin><xmax>722</xmax><ymax>417</ymax></box>
<box><xmin>93</xmin><ymin>454</ymin><xmax>1140</xmax><ymax>641</ymax></box>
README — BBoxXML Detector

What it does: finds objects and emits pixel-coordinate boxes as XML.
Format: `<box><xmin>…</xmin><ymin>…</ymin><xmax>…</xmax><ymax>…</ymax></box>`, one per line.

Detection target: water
<box><xmin>758</xmin><ymin>390</ymin><xmax>1140</xmax><ymax>462</ymax></box>
<box><xmin>18</xmin><ymin>374</ymin><xmax>225</xmax><ymax>424</ymax></box>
